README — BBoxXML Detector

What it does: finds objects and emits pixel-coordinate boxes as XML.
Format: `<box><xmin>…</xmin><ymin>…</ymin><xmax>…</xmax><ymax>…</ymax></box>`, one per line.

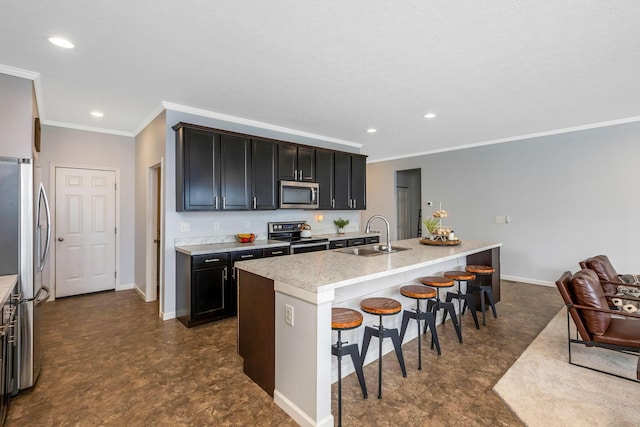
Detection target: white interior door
<box><xmin>55</xmin><ymin>167</ymin><xmax>116</xmax><ymax>297</ymax></box>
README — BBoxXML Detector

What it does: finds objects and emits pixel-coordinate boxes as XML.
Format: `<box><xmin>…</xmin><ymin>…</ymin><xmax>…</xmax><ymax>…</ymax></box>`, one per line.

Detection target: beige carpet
<box><xmin>494</xmin><ymin>308</ymin><xmax>639</xmax><ymax>426</ymax></box>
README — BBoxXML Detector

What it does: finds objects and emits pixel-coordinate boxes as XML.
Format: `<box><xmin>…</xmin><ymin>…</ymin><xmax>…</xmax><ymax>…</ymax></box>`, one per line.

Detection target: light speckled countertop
<box><xmin>175</xmin><ymin>240</ymin><xmax>289</xmax><ymax>256</ymax></box>
<box><xmin>235</xmin><ymin>239</ymin><xmax>501</xmax><ymax>294</ymax></box>
<box><xmin>0</xmin><ymin>275</ymin><xmax>18</xmax><ymax>306</ymax></box>
<box><xmin>175</xmin><ymin>232</ymin><xmax>380</xmax><ymax>255</ymax></box>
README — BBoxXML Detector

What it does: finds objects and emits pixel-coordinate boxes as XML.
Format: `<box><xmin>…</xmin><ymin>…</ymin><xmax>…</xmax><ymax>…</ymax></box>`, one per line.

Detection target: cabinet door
<box><xmin>192</xmin><ymin>265</ymin><xmax>229</xmax><ymax>319</ymax></box>
<box><xmin>252</xmin><ymin>140</ymin><xmax>278</xmax><ymax>210</ymax></box>
<box><xmin>297</xmin><ymin>146</ymin><xmax>315</xmax><ymax>182</ymax></box>
<box><xmin>333</xmin><ymin>152</ymin><xmax>351</xmax><ymax>209</ymax></box>
<box><xmin>220</xmin><ymin>134</ymin><xmax>251</xmax><ymax>210</ymax></box>
<box><xmin>315</xmin><ymin>149</ymin><xmax>335</xmax><ymax>209</ymax></box>
<box><xmin>178</xmin><ymin>128</ymin><xmax>220</xmax><ymax>211</ymax></box>
<box><xmin>350</xmin><ymin>155</ymin><xmax>367</xmax><ymax>210</ymax></box>
<box><xmin>278</xmin><ymin>143</ymin><xmax>297</xmax><ymax>181</ymax></box>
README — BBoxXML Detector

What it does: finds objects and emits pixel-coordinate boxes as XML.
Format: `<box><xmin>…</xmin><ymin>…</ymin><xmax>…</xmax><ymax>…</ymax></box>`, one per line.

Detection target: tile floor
<box><xmin>7</xmin><ymin>281</ymin><xmax>562</xmax><ymax>426</ymax></box>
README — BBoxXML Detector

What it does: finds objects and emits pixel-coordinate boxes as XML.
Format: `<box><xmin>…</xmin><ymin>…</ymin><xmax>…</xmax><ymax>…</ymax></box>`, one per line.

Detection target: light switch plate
<box><xmin>495</xmin><ymin>216</ymin><xmax>506</xmax><ymax>224</ymax></box>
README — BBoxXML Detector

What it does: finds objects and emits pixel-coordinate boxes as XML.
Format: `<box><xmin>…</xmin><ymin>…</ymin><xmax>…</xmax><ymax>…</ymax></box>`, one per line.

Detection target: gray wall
<box><xmin>0</xmin><ymin>73</ymin><xmax>34</xmax><ymax>158</ymax></box>
<box><xmin>364</xmin><ymin>120</ymin><xmax>640</xmax><ymax>285</ymax></box>
<box><xmin>39</xmin><ymin>125</ymin><xmax>136</xmax><ymax>290</ymax></box>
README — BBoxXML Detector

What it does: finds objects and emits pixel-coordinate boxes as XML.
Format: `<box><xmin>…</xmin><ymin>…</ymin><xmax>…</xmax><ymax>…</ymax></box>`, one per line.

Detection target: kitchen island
<box><xmin>235</xmin><ymin>239</ymin><xmax>501</xmax><ymax>427</ymax></box>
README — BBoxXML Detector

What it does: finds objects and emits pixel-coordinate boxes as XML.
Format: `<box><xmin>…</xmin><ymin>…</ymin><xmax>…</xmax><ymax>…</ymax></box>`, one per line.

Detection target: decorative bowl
<box><xmin>236</xmin><ymin>233</ymin><xmax>256</xmax><ymax>243</ymax></box>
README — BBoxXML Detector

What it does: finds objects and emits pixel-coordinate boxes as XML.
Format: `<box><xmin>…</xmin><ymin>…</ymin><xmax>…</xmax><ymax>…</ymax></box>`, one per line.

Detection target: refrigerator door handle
<box><xmin>38</xmin><ymin>182</ymin><xmax>51</xmax><ymax>271</ymax></box>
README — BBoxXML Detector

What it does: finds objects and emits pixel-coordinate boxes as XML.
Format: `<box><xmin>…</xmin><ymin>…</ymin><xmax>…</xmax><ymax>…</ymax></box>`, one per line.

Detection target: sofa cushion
<box><xmin>583</xmin><ymin>255</ymin><xmax>621</xmax><ymax>294</ymax></box>
<box><xmin>571</xmin><ymin>269</ymin><xmax>611</xmax><ymax>336</ymax></box>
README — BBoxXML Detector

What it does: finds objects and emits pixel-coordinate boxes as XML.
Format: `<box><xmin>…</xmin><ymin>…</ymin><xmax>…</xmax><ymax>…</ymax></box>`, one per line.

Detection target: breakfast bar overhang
<box><xmin>235</xmin><ymin>239</ymin><xmax>502</xmax><ymax>427</ymax></box>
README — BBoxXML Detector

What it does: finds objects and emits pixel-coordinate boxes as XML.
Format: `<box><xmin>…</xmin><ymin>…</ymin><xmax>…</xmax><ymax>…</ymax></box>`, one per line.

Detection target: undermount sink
<box><xmin>334</xmin><ymin>244</ymin><xmax>411</xmax><ymax>257</ymax></box>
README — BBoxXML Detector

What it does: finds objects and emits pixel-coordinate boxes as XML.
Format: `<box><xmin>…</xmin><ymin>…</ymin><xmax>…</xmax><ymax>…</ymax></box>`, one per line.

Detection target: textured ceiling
<box><xmin>1</xmin><ymin>1</ymin><xmax>639</xmax><ymax>161</ymax></box>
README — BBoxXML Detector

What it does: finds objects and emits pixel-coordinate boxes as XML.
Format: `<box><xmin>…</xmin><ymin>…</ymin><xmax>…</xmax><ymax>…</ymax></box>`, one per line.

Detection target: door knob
<box><xmin>57</xmin><ymin>237</ymin><xmax>64</xmax><ymax>242</ymax></box>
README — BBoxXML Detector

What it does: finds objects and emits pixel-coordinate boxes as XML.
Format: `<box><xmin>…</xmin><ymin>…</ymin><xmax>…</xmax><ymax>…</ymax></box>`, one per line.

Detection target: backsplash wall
<box><xmin>173</xmin><ymin>209</ymin><xmax>362</xmax><ymax>246</ymax></box>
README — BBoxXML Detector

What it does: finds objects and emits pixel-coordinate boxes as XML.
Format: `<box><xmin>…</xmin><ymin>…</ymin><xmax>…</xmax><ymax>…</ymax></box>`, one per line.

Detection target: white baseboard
<box><xmin>502</xmin><ymin>274</ymin><xmax>555</xmax><ymax>287</ymax></box>
<box><xmin>273</xmin><ymin>389</ymin><xmax>333</xmax><ymax>427</ymax></box>
<box><xmin>162</xmin><ymin>311</ymin><xmax>176</xmax><ymax>320</ymax></box>
<box><xmin>116</xmin><ymin>282</ymin><xmax>134</xmax><ymax>291</ymax></box>
<box><xmin>133</xmin><ymin>286</ymin><xmax>146</xmax><ymax>299</ymax></box>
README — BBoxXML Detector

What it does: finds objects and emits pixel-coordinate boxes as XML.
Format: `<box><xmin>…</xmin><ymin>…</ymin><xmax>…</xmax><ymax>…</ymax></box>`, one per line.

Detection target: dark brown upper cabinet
<box><xmin>332</xmin><ymin>152</ymin><xmax>367</xmax><ymax>210</ymax></box>
<box><xmin>278</xmin><ymin>143</ymin><xmax>315</xmax><ymax>182</ymax></box>
<box><xmin>315</xmin><ymin>149</ymin><xmax>335</xmax><ymax>209</ymax></box>
<box><xmin>175</xmin><ymin>125</ymin><xmax>220</xmax><ymax>211</ymax></box>
<box><xmin>251</xmin><ymin>140</ymin><xmax>278</xmax><ymax>210</ymax></box>
<box><xmin>220</xmin><ymin>134</ymin><xmax>252</xmax><ymax>210</ymax></box>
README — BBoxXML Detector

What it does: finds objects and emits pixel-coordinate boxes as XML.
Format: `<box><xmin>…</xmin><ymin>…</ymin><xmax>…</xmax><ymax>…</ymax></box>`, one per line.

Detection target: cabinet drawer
<box><xmin>329</xmin><ymin>240</ymin><xmax>347</xmax><ymax>249</ymax></box>
<box><xmin>231</xmin><ymin>249</ymin><xmax>263</xmax><ymax>263</ymax></box>
<box><xmin>347</xmin><ymin>238</ymin><xmax>365</xmax><ymax>247</ymax></box>
<box><xmin>365</xmin><ymin>236</ymin><xmax>380</xmax><ymax>244</ymax></box>
<box><xmin>263</xmin><ymin>246</ymin><xmax>290</xmax><ymax>257</ymax></box>
<box><xmin>192</xmin><ymin>253</ymin><xmax>228</xmax><ymax>269</ymax></box>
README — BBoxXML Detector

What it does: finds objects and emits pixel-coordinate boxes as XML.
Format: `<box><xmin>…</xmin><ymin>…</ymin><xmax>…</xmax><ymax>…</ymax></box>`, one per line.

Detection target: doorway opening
<box><xmin>146</xmin><ymin>162</ymin><xmax>163</xmax><ymax>316</ymax></box>
<box><xmin>396</xmin><ymin>168</ymin><xmax>422</xmax><ymax>239</ymax></box>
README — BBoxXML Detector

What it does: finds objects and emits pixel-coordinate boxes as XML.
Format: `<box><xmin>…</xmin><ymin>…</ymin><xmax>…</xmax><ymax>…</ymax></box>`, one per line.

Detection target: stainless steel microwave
<box><xmin>279</xmin><ymin>180</ymin><xmax>319</xmax><ymax>209</ymax></box>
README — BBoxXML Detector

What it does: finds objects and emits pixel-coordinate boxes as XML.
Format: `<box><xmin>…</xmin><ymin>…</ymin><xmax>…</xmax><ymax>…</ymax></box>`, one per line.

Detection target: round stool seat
<box><xmin>332</xmin><ymin>308</ymin><xmax>363</xmax><ymax>330</ymax></box>
<box><xmin>361</xmin><ymin>297</ymin><xmax>401</xmax><ymax>316</ymax></box>
<box><xmin>400</xmin><ymin>285</ymin><xmax>437</xmax><ymax>300</ymax></box>
<box><xmin>465</xmin><ymin>265</ymin><xmax>495</xmax><ymax>275</ymax></box>
<box><xmin>420</xmin><ymin>276</ymin><xmax>454</xmax><ymax>288</ymax></box>
<box><xmin>444</xmin><ymin>270</ymin><xmax>476</xmax><ymax>281</ymax></box>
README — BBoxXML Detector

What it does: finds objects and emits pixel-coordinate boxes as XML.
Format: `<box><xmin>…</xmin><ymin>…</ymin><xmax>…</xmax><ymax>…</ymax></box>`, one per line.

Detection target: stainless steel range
<box><xmin>268</xmin><ymin>221</ymin><xmax>329</xmax><ymax>254</ymax></box>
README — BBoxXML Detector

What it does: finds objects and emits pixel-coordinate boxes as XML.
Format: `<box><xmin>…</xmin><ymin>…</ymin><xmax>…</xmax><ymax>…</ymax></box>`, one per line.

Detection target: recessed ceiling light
<box><xmin>367</xmin><ymin>128</ymin><xmax>377</xmax><ymax>133</ymax></box>
<box><xmin>424</xmin><ymin>113</ymin><xmax>437</xmax><ymax>119</ymax></box>
<box><xmin>48</xmin><ymin>37</ymin><xmax>74</xmax><ymax>49</ymax></box>
<box><xmin>90</xmin><ymin>111</ymin><xmax>104</xmax><ymax>118</ymax></box>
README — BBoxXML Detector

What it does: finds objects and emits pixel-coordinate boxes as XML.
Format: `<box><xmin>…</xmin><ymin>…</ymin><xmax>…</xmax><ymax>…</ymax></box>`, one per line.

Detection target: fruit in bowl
<box><xmin>236</xmin><ymin>233</ymin><xmax>256</xmax><ymax>243</ymax></box>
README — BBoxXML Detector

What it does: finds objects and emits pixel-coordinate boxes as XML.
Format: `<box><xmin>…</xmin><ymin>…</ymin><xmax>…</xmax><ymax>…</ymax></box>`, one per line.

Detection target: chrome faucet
<box><xmin>364</xmin><ymin>215</ymin><xmax>392</xmax><ymax>252</ymax></box>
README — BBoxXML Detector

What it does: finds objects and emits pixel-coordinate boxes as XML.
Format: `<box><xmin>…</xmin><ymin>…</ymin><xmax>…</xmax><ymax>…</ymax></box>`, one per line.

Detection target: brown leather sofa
<box><xmin>556</xmin><ymin>269</ymin><xmax>640</xmax><ymax>381</ymax></box>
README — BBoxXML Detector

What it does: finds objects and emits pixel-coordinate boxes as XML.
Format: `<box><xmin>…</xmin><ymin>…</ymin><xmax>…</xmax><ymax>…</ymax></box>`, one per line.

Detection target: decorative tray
<box><xmin>419</xmin><ymin>238</ymin><xmax>462</xmax><ymax>246</ymax></box>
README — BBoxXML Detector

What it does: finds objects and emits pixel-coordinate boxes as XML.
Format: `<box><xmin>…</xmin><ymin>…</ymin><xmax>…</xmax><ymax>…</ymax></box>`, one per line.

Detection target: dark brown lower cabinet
<box><xmin>176</xmin><ymin>252</ymin><xmax>232</xmax><ymax>327</ymax></box>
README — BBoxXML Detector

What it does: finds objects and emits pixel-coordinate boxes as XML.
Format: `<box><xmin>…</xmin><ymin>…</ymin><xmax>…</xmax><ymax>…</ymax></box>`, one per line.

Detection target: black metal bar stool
<box><xmin>419</xmin><ymin>276</ymin><xmax>462</xmax><ymax>343</ymax></box>
<box><xmin>360</xmin><ymin>297</ymin><xmax>407</xmax><ymax>399</ymax></box>
<box><xmin>465</xmin><ymin>265</ymin><xmax>498</xmax><ymax>326</ymax></box>
<box><xmin>332</xmin><ymin>308</ymin><xmax>368</xmax><ymax>427</ymax></box>
<box><xmin>399</xmin><ymin>285</ymin><xmax>441</xmax><ymax>370</ymax></box>
<box><xmin>443</xmin><ymin>270</ymin><xmax>479</xmax><ymax>331</ymax></box>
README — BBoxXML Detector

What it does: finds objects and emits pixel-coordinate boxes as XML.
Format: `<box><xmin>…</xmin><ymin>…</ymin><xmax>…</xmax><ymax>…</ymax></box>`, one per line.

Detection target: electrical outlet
<box><xmin>285</xmin><ymin>304</ymin><xmax>294</xmax><ymax>326</ymax></box>
<box><xmin>213</xmin><ymin>222</ymin><xmax>220</xmax><ymax>231</ymax></box>
<box><xmin>179</xmin><ymin>222</ymin><xmax>190</xmax><ymax>232</ymax></box>
<box><xmin>244</xmin><ymin>221</ymin><xmax>251</xmax><ymax>229</ymax></box>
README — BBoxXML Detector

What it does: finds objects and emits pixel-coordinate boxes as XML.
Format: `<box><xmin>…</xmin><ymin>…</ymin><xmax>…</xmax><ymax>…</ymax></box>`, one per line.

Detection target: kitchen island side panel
<box><xmin>237</xmin><ymin>270</ymin><xmax>275</xmax><ymax>396</ymax></box>
<box><xmin>466</xmin><ymin>246</ymin><xmax>501</xmax><ymax>305</ymax></box>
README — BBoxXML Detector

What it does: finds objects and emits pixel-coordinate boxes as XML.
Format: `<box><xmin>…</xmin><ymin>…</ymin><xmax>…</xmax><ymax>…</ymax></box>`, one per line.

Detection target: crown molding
<box><xmin>41</xmin><ymin>120</ymin><xmax>135</xmax><ymax>137</ymax></box>
<box><xmin>368</xmin><ymin>115</ymin><xmax>640</xmax><ymax>163</ymax></box>
<box><xmin>162</xmin><ymin>101</ymin><xmax>363</xmax><ymax>149</ymax></box>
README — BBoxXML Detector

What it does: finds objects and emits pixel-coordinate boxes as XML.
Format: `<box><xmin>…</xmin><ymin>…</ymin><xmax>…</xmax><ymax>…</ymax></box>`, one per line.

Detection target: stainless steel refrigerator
<box><xmin>0</xmin><ymin>157</ymin><xmax>50</xmax><ymax>392</ymax></box>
